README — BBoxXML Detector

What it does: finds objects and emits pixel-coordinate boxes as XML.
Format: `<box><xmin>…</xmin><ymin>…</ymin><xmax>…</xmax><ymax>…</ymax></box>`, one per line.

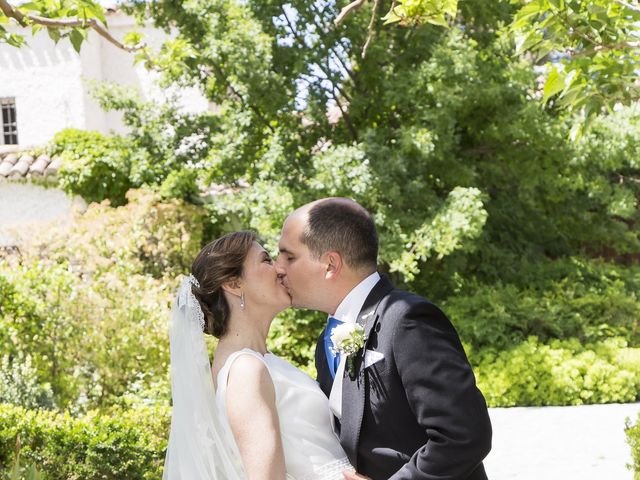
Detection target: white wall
<box><xmin>0</xmin><ymin>11</ymin><xmax>210</xmax><ymax>146</ymax></box>
<box><xmin>0</xmin><ymin>33</ymin><xmax>86</xmax><ymax>147</ymax></box>
<box><xmin>0</xmin><ymin>182</ymin><xmax>84</xmax><ymax>246</ymax></box>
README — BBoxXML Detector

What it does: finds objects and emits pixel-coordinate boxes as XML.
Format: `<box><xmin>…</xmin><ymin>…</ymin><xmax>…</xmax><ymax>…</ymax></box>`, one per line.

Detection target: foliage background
<box><xmin>1</xmin><ymin>0</ymin><xmax>640</xmax><ymax>477</ymax></box>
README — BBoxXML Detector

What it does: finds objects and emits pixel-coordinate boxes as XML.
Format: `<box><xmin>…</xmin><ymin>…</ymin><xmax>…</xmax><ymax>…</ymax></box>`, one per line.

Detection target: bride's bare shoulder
<box><xmin>212</xmin><ymin>347</ymin><xmax>269</xmax><ymax>390</ymax></box>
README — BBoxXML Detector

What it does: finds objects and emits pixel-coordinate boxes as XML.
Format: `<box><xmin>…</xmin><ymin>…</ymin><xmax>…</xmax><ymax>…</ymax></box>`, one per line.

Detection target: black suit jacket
<box><xmin>315</xmin><ymin>277</ymin><xmax>492</xmax><ymax>479</ymax></box>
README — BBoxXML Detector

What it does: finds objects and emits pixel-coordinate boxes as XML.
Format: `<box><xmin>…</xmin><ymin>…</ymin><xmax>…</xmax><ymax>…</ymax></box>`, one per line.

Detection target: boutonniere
<box><xmin>331</xmin><ymin>323</ymin><xmax>366</xmax><ymax>380</ymax></box>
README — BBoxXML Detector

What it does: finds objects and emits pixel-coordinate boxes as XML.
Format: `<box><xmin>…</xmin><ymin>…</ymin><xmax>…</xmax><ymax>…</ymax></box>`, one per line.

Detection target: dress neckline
<box><xmin>215</xmin><ymin>348</ymin><xmax>273</xmax><ymax>391</ymax></box>
<box><xmin>236</xmin><ymin>347</ymin><xmax>273</xmax><ymax>357</ymax></box>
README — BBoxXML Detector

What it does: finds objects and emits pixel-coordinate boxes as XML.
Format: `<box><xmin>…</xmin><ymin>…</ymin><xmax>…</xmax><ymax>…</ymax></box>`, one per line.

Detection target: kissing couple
<box><xmin>163</xmin><ymin>198</ymin><xmax>492</xmax><ymax>480</ymax></box>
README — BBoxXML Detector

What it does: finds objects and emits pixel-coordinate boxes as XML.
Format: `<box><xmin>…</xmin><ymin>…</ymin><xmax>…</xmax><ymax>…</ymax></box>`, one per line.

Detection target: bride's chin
<box><xmin>270</xmin><ymin>296</ymin><xmax>290</xmax><ymax>313</ymax></box>
<box><xmin>278</xmin><ymin>296</ymin><xmax>292</xmax><ymax>312</ymax></box>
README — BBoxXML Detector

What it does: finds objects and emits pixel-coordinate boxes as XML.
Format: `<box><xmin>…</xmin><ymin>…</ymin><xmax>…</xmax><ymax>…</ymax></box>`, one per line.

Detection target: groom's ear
<box><xmin>324</xmin><ymin>251</ymin><xmax>343</xmax><ymax>279</ymax></box>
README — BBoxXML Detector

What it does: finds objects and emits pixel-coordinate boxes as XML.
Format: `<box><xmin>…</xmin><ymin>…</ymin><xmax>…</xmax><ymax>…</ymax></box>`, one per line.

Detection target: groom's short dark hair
<box><xmin>302</xmin><ymin>198</ymin><xmax>378</xmax><ymax>271</ymax></box>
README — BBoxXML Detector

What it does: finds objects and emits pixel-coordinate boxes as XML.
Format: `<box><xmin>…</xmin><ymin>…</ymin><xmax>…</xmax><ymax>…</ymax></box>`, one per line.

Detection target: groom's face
<box><xmin>277</xmin><ymin>213</ymin><xmax>327</xmax><ymax>310</ymax></box>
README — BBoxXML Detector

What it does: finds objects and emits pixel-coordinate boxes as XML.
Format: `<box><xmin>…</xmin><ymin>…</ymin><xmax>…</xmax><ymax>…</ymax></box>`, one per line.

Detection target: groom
<box><xmin>277</xmin><ymin>198</ymin><xmax>492</xmax><ymax>480</ymax></box>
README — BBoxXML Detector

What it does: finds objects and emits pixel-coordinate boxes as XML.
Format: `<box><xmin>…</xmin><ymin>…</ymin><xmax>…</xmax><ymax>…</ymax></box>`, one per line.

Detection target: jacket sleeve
<box><xmin>388</xmin><ymin>301</ymin><xmax>492</xmax><ymax>480</ymax></box>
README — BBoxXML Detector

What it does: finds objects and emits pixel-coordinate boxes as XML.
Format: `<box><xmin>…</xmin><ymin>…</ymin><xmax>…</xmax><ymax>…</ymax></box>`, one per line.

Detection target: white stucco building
<box><xmin>0</xmin><ymin>9</ymin><xmax>210</xmax><ymax>148</ymax></box>
<box><xmin>0</xmin><ymin>10</ymin><xmax>210</xmax><ymax>246</ymax></box>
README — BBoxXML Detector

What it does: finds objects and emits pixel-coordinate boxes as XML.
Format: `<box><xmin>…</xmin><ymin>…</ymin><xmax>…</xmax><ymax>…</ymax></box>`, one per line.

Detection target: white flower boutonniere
<box><xmin>331</xmin><ymin>323</ymin><xmax>366</xmax><ymax>379</ymax></box>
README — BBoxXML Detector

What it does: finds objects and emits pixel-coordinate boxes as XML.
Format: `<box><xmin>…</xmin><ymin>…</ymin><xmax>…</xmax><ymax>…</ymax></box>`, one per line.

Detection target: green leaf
<box><xmin>69</xmin><ymin>29</ymin><xmax>84</xmax><ymax>53</ymax></box>
<box><xmin>569</xmin><ymin>121</ymin><xmax>583</xmax><ymax>142</ymax></box>
<box><xmin>382</xmin><ymin>8</ymin><xmax>402</xmax><ymax>25</ymax></box>
<box><xmin>17</xmin><ymin>2</ymin><xmax>41</xmax><ymax>12</ymax></box>
<box><xmin>123</xmin><ymin>31</ymin><xmax>144</xmax><ymax>47</ymax></box>
<box><xmin>84</xmin><ymin>1</ymin><xmax>107</xmax><ymax>26</ymax></box>
<box><xmin>542</xmin><ymin>66</ymin><xmax>566</xmax><ymax>103</ymax></box>
<box><xmin>426</xmin><ymin>15</ymin><xmax>449</xmax><ymax>28</ymax></box>
<box><xmin>514</xmin><ymin>30</ymin><xmax>543</xmax><ymax>56</ymax></box>
<box><xmin>47</xmin><ymin>27</ymin><xmax>61</xmax><ymax>44</ymax></box>
<box><xmin>560</xmin><ymin>84</ymin><xmax>585</xmax><ymax>106</ymax></box>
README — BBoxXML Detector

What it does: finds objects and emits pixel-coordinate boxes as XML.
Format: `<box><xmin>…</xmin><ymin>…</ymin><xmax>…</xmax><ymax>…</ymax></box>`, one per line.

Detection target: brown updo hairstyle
<box><xmin>190</xmin><ymin>231</ymin><xmax>257</xmax><ymax>338</ymax></box>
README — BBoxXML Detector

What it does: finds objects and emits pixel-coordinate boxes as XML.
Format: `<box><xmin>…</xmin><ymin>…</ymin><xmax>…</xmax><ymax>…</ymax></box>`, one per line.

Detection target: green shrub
<box><xmin>26</xmin><ymin>188</ymin><xmax>206</xmax><ymax>279</ymax></box>
<box><xmin>2</xmin><ymin>436</ymin><xmax>43</xmax><ymax>480</ymax></box>
<box><xmin>0</xmin><ymin>354</ymin><xmax>54</xmax><ymax>410</ymax></box>
<box><xmin>626</xmin><ymin>412</ymin><xmax>640</xmax><ymax>479</ymax></box>
<box><xmin>475</xmin><ymin>336</ymin><xmax>640</xmax><ymax>407</ymax></box>
<box><xmin>0</xmin><ymin>189</ymin><xmax>206</xmax><ymax>410</ymax></box>
<box><xmin>445</xmin><ymin>258</ymin><xmax>640</xmax><ymax>351</ymax></box>
<box><xmin>267</xmin><ymin>308</ymin><xmax>326</xmax><ymax>377</ymax></box>
<box><xmin>50</xmin><ymin>128</ymin><xmax>133</xmax><ymax>206</ymax></box>
<box><xmin>0</xmin><ymin>404</ymin><xmax>168</xmax><ymax>480</ymax></box>
<box><xmin>0</xmin><ymin>262</ymin><xmax>86</xmax><ymax>408</ymax></box>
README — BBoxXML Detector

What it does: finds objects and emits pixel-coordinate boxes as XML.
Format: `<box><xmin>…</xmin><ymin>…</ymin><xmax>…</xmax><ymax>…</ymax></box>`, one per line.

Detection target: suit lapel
<box><xmin>339</xmin><ymin>276</ymin><xmax>394</xmax><ymax>467</ymax></box>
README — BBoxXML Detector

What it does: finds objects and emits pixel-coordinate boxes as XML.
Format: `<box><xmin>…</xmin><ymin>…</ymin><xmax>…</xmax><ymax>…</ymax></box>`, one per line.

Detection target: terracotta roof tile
<box><xmin>9</xmin><ymin>160</ymin><xmax>30</xmax><ymax>178</ymax></box>
<box><xmin>45</xmin><ymin>156</ymin><xmax>62</xmax><ymax>176</ymax></box>
<box><xmin>0</xmin><ymin>150</ymin><xmax>61</xmax><ymax>180</ymax></box>
<box><xmin>0</xmin><ymin>161</ymin><xmax>13</xmax><ymax>177</ymax></box>
<box><xmin>3</xmin><ymin>154</ymin><xmax>18</xmax><ymax>165</ymax></box>
<box><xmin>30</xmin><ymin>155</ymin><xmax>50</xmax><ymax>176</ymax></box>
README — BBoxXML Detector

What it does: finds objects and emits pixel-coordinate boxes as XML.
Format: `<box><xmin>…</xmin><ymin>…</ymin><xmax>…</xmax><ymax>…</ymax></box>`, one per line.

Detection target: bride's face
<box><xmin>240</xmin><ymin>242</ymin><xmax>291</xmax><ymax>313</ymax></box>
<box><xmin>277</xmin><ymin>212</ymin><xmax>329</xmax><ymax>311</ymax></box>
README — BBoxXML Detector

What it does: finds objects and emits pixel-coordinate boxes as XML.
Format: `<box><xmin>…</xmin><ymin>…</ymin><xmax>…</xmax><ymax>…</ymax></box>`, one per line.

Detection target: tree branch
<box><xmin>547</xmin><ymin>4</ymin><xmax>599</xmax><ymax>47</ymax></box>
<box><xmin>570</xmin><ymin>40</ymin><xmax>640</xmax><ymax>58</ymax></box>
<box><xmin>206</xmin><ymin>60</ymin><xmax>276</xmax><ymax>134</ymax></box>
<box><xmin>361</xmin><ymin>0</ymin><xmax>380</xmax><ymax>58</ymax></box>
<box><xmin>614</xmin><ymin>0</ymin><xmax>640</xmax><ymax>14</ymax></box>
<box><xmin>308</xmin><ymin>2</ymin><xmax>359</xmax><ymax>87</ymax></box>
<box><xmin>0</xmin><ymin>0</ymin><xmax>145</xmax><ymax>52</ymax></box>
<box><xmin>0</xmin><ymin>0</ymin><xmax>26</xmax><ymax>26</ymax></box>
<box><xmin>281</xmin><ymin>6</ymin><xmax>353</xmax><ymax>104</ymax></box>
<box><xmin>335</xmin><ymin>0</ymin><xmax>367</xmax><ymax>26</ymax></box>
<box><xmin>332</xmin><ymin>88</ymin><xmax>358</xmax><ymax>140</ymax></box>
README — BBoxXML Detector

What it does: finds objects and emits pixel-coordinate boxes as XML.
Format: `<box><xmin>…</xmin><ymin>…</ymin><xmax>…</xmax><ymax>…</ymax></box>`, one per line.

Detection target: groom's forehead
<box><xmin>279</xmin><ymin>222</ymin><xmax>307</xmax><ymax>255</ymax></box>
<box><xmin>282</xmin><ymin>211</ymin><xmax>307</xmax><ymax>237</ymax></box>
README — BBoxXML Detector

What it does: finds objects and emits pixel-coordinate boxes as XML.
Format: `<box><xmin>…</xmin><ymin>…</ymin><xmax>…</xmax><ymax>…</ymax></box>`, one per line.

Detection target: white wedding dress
<box><xmin>215</xmin><ymin>348</ymin><xmax>353</xmax><ymax>480</ymax></box>
<box><xmin>163</xmin><ymin>274</ymin><xmax>353</xmax><ymax>480</ymax></box>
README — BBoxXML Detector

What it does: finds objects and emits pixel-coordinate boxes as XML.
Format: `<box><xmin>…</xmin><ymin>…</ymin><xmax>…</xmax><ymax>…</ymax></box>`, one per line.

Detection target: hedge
<box><xmin>0</xmin><ymin>404</ymin><xmax>168</xmax><ymax>480</ymax></box>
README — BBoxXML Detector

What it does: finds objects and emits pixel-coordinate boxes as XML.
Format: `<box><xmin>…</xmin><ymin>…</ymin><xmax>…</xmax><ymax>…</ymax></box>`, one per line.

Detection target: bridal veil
<box><xmin>163</xmin><ymin>275</ymin><xmax>245</xmax><ymax>480</ymax></box>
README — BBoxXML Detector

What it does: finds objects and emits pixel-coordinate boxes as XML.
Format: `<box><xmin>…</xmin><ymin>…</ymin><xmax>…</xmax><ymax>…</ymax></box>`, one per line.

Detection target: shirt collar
<box><xmin>332</xmin><ymin>271</ymin><xmax>381</xmax><ymax>324</ymax></box>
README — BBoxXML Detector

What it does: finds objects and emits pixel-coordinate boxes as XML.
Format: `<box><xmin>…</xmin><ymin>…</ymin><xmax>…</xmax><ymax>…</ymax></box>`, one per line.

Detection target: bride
<box><xmin>163</xmin><ymin>231</ymin><xmax>353</xmax><ymax>480</ymax></box>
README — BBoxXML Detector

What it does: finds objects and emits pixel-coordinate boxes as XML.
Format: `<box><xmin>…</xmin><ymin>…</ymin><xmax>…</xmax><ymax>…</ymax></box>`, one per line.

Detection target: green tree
<box><xmin>0</xmin><ymin>0</ymin><xmax>143</xmax><ymax>52</ymax></box>
<box><xmin>510</xmin><ymin>0</ymin><xmax>640</xmax><ymax>137</ymax></box>
<box><xmin>5</xmin><ymin>0</ymin><xmax>640</xmax><ymax>393</ymax></box>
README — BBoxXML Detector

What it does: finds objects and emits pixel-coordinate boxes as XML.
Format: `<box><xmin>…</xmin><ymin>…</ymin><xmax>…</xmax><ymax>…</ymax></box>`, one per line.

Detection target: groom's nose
<box><xmin>274</xmin><ymin>258</ymin><xmax>286</xmax><ymax>276</ymax></box>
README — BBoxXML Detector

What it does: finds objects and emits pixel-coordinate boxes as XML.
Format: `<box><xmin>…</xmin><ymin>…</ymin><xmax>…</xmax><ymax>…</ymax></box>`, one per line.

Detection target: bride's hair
<box><xmin>190</xmin><ymin>230</ymin><xmax>256</xmax><ymax>338</ymax></box>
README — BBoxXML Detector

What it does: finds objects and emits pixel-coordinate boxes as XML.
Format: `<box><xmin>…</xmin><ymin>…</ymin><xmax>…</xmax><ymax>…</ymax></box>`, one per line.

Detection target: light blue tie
<box><xmin>324</xmin><ymin>316</ymin><xmax>343</xmax><ymax>379</ymax></box>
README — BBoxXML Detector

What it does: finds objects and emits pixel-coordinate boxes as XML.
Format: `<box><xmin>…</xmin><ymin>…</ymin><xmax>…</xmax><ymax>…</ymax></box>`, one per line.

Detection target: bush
<box><xmin>27</xmin><ymin>188</ymin><xmax>206</xmax><ymax>279</ymax></box>
<box><xmin>626</xmin><ymin>412</ymin><xmax>640</xmax><ymax>479</ymax></box>
<box><xmin>50</xmin><ymin>129</ymin><xmax>133</xmax><ymax>206</ymax></box>
<box><xmin>0</xmin><ymin>404</ymin><xmax>168</xmax><ymax>480</ymax></box>
<box><xmin>474</xmin><ymin>337</ymin><xmax>640</xmax><ymax>407</ymax></box>
<box><xmin>0</xmin><ymin>189</ymin><xmax>206</xmax><ymax>410</ymax></box>
<box><xmin>2</xmin><ymin>435</ymin><xmax>43</xmax><ymax>480</ymax></box>
<box><xmin>0</xmin><ymin>262</ymin><xmax>86</xmax><ymax>408</ymax></box>
<box><xmin>0</xmin><ymin>354</ymin><xmax>54</xmax><ymax>410</ymax></box>
<box><xmin>445</xmin><ymin>258</ymin><xmax>640</xmax><ymax>351</ymax></box>
<box><xmin>267</xmin><ymin>308</ymin><xmax>326</xmax><ymax>377</ymax></box>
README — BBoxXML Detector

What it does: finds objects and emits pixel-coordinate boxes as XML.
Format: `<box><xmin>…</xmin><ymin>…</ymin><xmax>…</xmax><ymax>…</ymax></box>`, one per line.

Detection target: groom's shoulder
<box><xmin>382</xmin><ymin>287</ymin><xmax>447</xmax><ymax>319</ymax></box>
<box><xmin>380</xmin><ymin>289</ymin><xmax>459</xmax><ymax>342</ymax></box>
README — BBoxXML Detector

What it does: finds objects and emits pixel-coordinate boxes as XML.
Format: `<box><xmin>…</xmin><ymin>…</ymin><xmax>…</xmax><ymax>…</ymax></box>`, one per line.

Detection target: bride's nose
<box><xmin>274</xmin><ymin>259</ymin><xmax>285</xmax><ymax>276</ymax></box>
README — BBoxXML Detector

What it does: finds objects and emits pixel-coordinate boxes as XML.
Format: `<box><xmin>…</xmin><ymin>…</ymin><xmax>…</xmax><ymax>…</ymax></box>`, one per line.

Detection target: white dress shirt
<box><xmin>328</xmin><ymin>271</ymin><xmax>381</xmax><ymax>419</ymax></box>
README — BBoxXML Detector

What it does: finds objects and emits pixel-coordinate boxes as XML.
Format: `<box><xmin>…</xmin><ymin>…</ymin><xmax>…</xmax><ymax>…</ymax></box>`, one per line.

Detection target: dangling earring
<box><xmin>240</xmin><ymin>291</ymin><xmax>245</xmax><ymax>310</ymax></box>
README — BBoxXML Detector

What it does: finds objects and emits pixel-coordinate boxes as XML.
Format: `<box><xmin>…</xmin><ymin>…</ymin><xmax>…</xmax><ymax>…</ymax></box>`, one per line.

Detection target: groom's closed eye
<box><xmin>278</xmin><ymin>250</ymin><xmax>294</xmax><ymax>262</ymax></box>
